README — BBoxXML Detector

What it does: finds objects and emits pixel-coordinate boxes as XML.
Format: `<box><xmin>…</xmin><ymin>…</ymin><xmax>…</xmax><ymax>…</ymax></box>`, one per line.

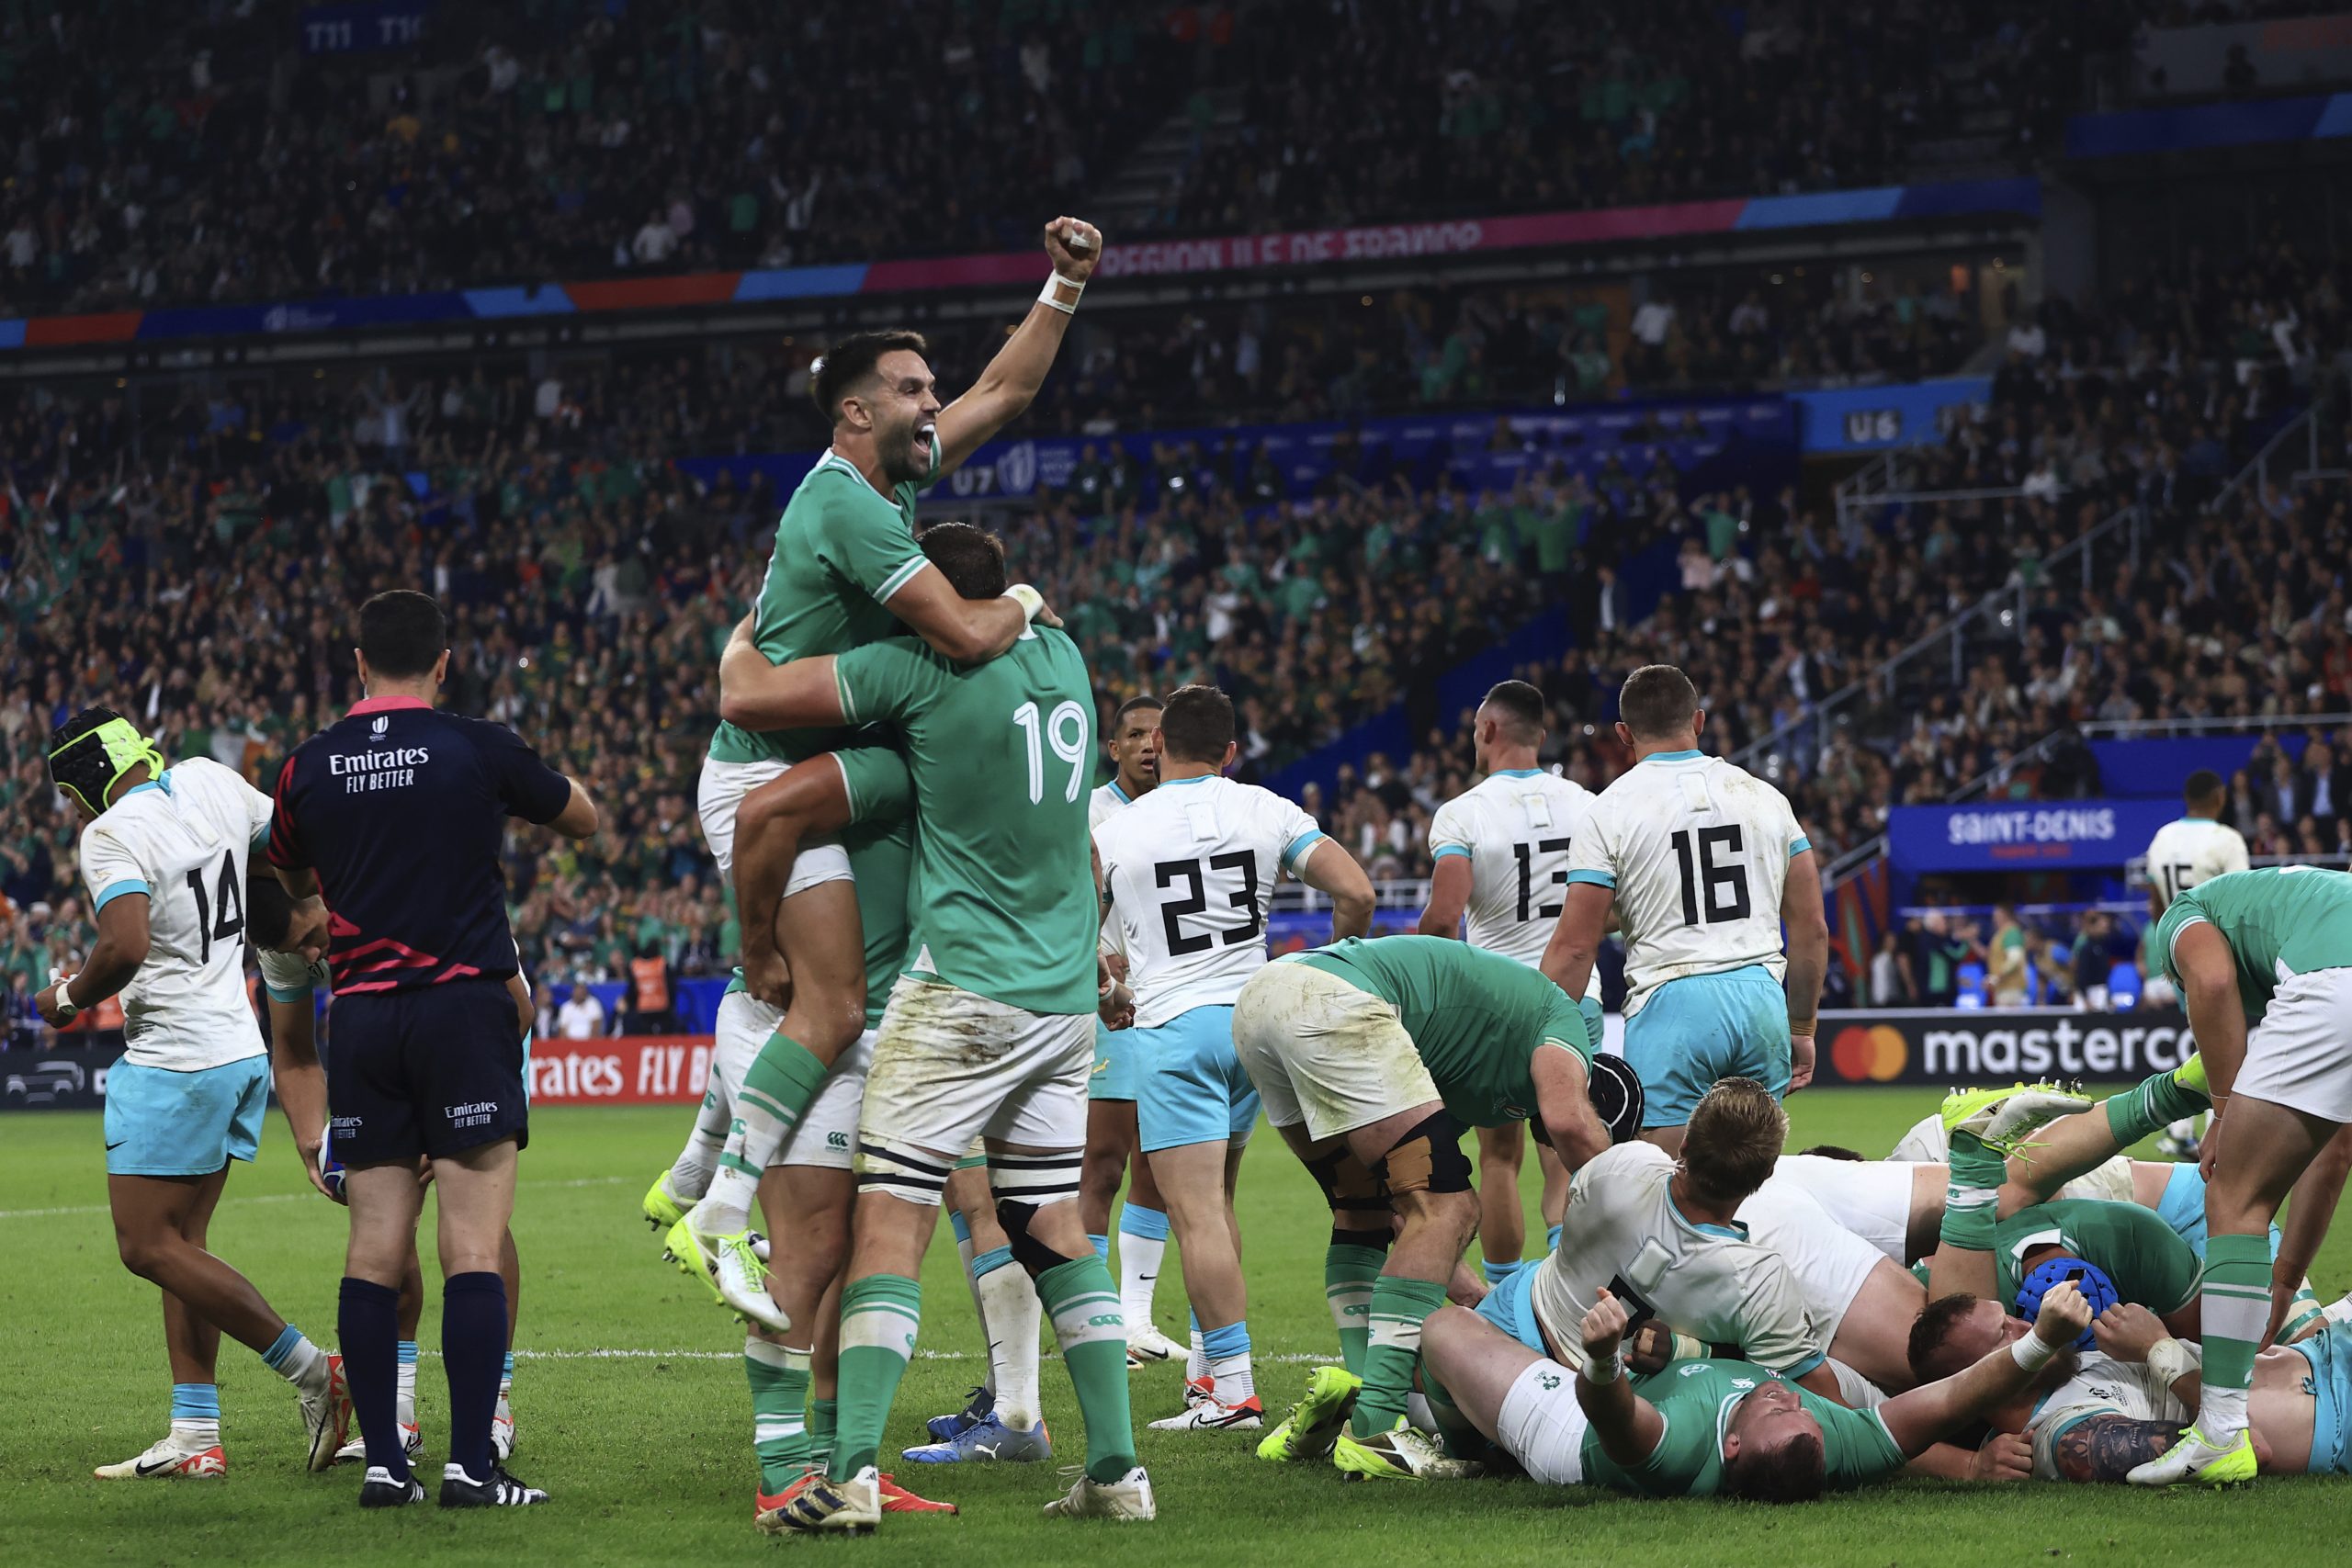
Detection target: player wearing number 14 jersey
<box><xmin>1543</xmin><ymin>665</ymin><xmax>1827</xmax><ymax>1152</ymax></box>
<box><xmin>38</xmin><ymin>711</ymin><xmax>352</xmax><ymax>1483</ymax></box>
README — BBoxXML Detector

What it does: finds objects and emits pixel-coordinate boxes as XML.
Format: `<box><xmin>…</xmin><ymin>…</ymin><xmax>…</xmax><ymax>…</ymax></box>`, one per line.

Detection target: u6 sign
<box><xmin>529</xmin><ymin>1036</ymin><xmax>713</xmax><ymax>1105</ymax></box>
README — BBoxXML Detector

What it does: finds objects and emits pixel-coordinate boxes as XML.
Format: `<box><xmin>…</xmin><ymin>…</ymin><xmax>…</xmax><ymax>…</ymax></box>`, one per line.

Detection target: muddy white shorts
<box><xmin>858</xmin><ymin>976</ymin><xmax>1092</xmax><ymax>1168</ymax></box>
<box><xmin>696</xmin><ymin>754</ymin><xmax>853</xmax><ymax>897</ymax></box>
<box><xmin>1231</xmin><ymin>960</ymin><xmax>1440</xmax><ymax>1142</ymax></box>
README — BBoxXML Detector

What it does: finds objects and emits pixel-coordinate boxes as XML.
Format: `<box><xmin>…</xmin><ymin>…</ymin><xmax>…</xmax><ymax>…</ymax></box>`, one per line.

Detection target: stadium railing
<box><xmin>1737</xmin><ymin>399</ymin><xmax>2344</xmax><ymax>795</ymax></box>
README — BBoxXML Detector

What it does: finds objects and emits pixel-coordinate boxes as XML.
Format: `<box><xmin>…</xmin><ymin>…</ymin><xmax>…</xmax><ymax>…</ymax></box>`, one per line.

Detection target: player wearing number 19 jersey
<box><xmin>704</xmin><ymin>523</ymin><xmax>1151</xmax><ymax>1530</ymax></box>
<box><xmin>1544</xmin><ymin>665</ymin><xmax>1826</xmax><ymax>1149</ymax></box>
<box><xmin>1419</xmin><ymin>680</ymin><xmax>1601</xmax><ymax>1285</ymax></box>
<box><xmin>39</xmin><ymin>711</ymin><xmax>352</xmax><ymax>1483</ymax></box>
<box><xmin>1096</xmin><ymin>684</ymin><xmax>1374</xmax><ymax>1432</ymax></box>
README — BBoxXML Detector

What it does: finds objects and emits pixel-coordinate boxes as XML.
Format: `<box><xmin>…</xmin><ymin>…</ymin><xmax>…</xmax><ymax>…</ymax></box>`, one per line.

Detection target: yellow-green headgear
<box><xmin>47</xmin><ymin>708</ymin><xmax>167</xmax><ymax>816</ymax></box>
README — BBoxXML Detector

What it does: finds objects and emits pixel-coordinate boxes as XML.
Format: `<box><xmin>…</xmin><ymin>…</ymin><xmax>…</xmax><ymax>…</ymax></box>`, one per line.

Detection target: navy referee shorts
<box><xmin>327</xmin><ymin>980</ymin><xmax>529</xmax><ymax>1165</ymax></box>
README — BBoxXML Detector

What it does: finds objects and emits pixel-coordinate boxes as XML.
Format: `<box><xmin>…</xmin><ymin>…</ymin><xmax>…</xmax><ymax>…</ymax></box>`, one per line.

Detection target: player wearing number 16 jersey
<box><xmin>1096</xmin><ymin>684</ymin><xmax>1375</xmax><ymax>1431</ymax></box>
<box><xmin>38</xmin><ymin>711</ymin><xmax>352</xmax><ymax>1483</ymax></box>
<box><xmin>1419</xmin><ymin>680</ymin><xmax>1601</xmax><ymax>1286</ymax></box>
<box><xmin>1543</xmin><ymin>665</ymin><xmax>1827</xmax><ymax>1153</ymax></box>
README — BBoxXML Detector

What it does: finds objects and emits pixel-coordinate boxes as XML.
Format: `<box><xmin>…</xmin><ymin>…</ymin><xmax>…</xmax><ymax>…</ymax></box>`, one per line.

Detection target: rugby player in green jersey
<box><xmin>651</xmin><ymin>217</ymin><xmax>1104</xmax><ymax>1331</ymax></box>
<box><xmin>2132</xmin><ymin>867</ymin><xmax>2352</xmax><ymax>1485</ymax></box>
<box><xmin>697</xmin><ymin>524</ymin><xmax>1150</xmax><ymax>1531</ymax></box>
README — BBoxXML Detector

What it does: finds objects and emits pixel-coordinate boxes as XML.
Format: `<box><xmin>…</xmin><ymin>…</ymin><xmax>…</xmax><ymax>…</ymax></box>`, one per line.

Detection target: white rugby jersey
<box><xmin>74</xmin><ymin>758</ymin><xmax>272</xmax><ymax>1071</ymax></box>
<box><xmin>1427</xmin><ymin>768</ymin><xmax>1601</xmax><ymax>1001</ymax></box>
<box><xmin>1094</xmin><ymin>774</ymin><xmax>1325</xmax><ymax>1028</ymax></box>
<box><xmin>1566</xmin><ymin>750</ymin><xmax>1809</xmax><ymax>1015</ymax></box>
<box><xmin>1525</xmin><ymin>1141</ymin><xmax>1826</xmax><ymax>1378</ymax></box>
<box><xmin>1091</xmin><ymin>777</ymin><xmax>1144</xmax><ymax>957</ymax></box>
<box><xmin>2026</xmin><ymin>1348</ymin><xmax>2197</xmax><ymax>1480</ymax></box>
<box><xmin>2143</xmin><ymin>817</ymin><xmax>2249</xmax><ymax>910</ymax></box>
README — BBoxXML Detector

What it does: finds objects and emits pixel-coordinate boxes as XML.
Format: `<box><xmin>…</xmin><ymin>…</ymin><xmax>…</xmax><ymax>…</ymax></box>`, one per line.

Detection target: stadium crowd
<box><xmin>0</xmin><ymin>0</ymin><xmax>2241</xmax><ymax>318</ymax></box>
<box><xmin>6</xmin><ymin>231</ymin><xmax>2350</xmax><ymax>1042</ymax></box>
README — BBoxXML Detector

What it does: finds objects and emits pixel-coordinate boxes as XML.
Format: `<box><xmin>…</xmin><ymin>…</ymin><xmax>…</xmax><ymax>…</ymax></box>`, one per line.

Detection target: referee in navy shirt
<box><xmin>270</xmin><ymin>590</ymin><xmax>596</xmax><ymax>1509</ymax></box>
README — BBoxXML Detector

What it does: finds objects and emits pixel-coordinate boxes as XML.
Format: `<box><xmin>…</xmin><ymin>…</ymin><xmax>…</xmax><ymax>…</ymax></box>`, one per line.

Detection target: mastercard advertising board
<box><xmin>1819</xmin><ymin>1009</ymin><xmax>2194</xmax><ymax>1087</ymax></box>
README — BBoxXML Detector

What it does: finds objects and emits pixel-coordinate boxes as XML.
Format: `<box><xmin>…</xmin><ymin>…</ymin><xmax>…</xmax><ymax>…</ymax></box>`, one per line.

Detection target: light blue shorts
<box><xmin>1475</xmin><ymin>1258</ymin><xmax>1544</xmax><ymax>1353</ymax></box>
<box><xmin>2292</xmin><ymin>1319</ymin><xmax>2352</xmax><ymax>1475</ymax></box>
<box><xmin>104</xmin><ymin>1055</ymin><xmax>270</xmax><ymax>1178</ymax></box>
<box><xmin>1089</xmin><ymin>1017</ymin><xmax>1137</xmax><ymax>1102</ymax></box>
<box><xmin>1136</xmin><ymin>1004</ymin><xmax>1259</xmax><ymax>1153</ymax></box>
<box><xmin>1622</xmin><ymin>965</ymin><xmax>1792</xmax><ymax>1128</ymax></box>
<box><xmin>2154</xmin><ymin>1160</ymin><xmax>2285</xmax><ymax>1263</ymax></box>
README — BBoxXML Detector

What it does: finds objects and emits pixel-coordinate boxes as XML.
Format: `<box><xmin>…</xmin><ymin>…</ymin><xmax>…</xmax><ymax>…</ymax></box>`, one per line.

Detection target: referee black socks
<box><xmin>339</xmin><ymin>1276</ymin><xmax>405</xmax><ymax>1483</ymax></box>
<box><xmin>443</xmin><ymin>1271</ymin><xmax>509</xmax><ymax>1483</ymax></box>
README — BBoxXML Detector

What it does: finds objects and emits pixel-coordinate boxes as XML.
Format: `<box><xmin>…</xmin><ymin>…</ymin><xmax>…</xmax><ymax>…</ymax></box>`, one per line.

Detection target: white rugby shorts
<box><xmin>710</xmin><ymin>989</ymin><xmax>870</xmax><ymax>1170</ymax></box>
<box><xmin>696</xmin><ymin>755</ymin><xmax>853</xmax><ymax>897</ymax></box>
<box><xmin>858</xmin><ymin>976</ymin><xmax>1091</xmax><ymax>1165</ymax></box>
<box><xmin>2236</xmin><ymin>967</ymin><xmax>2352</xmax><ymax>1124</ymax></box>
<box><xmin>1231</xmin><ymin>962</ymin><xmax>1440</xmax><ymax>1141</ymax></box>
<box><xmin>1494</xmin><ymin>1358</ymin><xmax>1589</xmax><ymax>1485</ymax></box>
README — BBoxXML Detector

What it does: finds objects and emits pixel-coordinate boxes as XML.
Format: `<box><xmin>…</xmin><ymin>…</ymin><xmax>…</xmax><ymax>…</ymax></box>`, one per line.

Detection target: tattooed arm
<box><xmin>2050</xmin><ymin>1417</ymin><xmax>2177</xmax><ymax>1483</ymax></box>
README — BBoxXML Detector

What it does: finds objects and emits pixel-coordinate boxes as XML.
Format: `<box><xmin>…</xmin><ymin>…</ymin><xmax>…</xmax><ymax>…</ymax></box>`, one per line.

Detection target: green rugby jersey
<box><xmin>719</xmin><ymin>745</ymin><xmax>915</xmax><ymax>1032</ymax></box>
<box><xmin>707</xmin><ymin>444</ymin><xmax>937</xmax><ymax>767</ymax></box>
<box><xmin>1580</xmin><ymin>1359</ymin><xmax>1903</xmax><ymax>1497</ymax></box>
<box><xmin>833</xmin><ymin>628</ymin><xmax>1098</xmax><ymax>1015</ymax></box>
<box><xmin>1286</xmin><ymin>934</ymin><xmax>1595</xmax><ymax>1127</ymax></box>
<box><xmin>2153</xmin><ymin>865</ymin><xmax>2352</xmax><ymax>1021</ymax></box>
<box><xmin>1993</xmin><ymin>1198</ymin><xmax>2199</xmax><ymax>1316</ymax></box>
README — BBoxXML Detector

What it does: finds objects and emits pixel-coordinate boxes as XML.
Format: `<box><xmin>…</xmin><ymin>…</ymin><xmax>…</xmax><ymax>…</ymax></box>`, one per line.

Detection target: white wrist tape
<box><xmin>1581</xmin><ymin>1350</ymin><xmax>1623</xmax><ymax>1384</ymax></box>
<box><xmin>1003</xmin><ymin>582</ymin><xmax>1046</xmax><ymax>622</ymax></box>
<box><xmin>1039</xmin><ymin>272</ymin><xmax>1085</xmax><ymax>314</ymax></box>
<box><xmin>48</xmin><ymin>966</ymin><xmax>79</xmax><ymax>1022</ymax></box>
<box><xmin>2011</xmin><ymin>1332</ymin><xmax>2061</xmax><ymax>1372</ymax></box>
<box><xmin>2145</xmin><ymin>1337</ymin><xmax>2195</xmax><ymax>1388</ymax></box>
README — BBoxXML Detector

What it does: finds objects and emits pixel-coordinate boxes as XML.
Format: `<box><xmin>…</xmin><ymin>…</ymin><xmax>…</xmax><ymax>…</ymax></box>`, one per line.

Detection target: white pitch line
<box><xmin>0</xmin><ymin>1173</ymin><xmax>631</xmax><ymax>1221</ymax></box>
<box><xmin>452</xmin><ymin>1347</ymin><xmax>1338</xmax><ymax>1365</ymax></box>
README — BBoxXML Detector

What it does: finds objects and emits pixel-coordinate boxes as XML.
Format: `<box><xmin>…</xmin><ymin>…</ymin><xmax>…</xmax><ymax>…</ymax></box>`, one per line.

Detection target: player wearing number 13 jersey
<box><xmin>704</xmin><ymin>523</ymin><xmax>1151</xmax><ymax>1531</ymax></box>
<box><xmin>1544</xmin><ymin>665</ymin><xmax>1827</xmax><ymax>1149</ymax></box>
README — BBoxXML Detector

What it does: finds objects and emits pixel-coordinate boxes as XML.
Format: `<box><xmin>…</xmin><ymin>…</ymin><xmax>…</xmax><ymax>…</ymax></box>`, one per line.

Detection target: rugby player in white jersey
<box><xmin>1095</xmin><ymin>684</ymin><xmax>1374</xmax><ymax>1429</ymax></box>
<box><xmin>1464</xmin><ymin>1076</ymin><xmax>1842</xmax><ymax>1402</ymax></box>
<box><xmin>1417</xmin><ymin>680</ymin><xmax>1599</xmax><ymax>1286</ymax></box>
<box><xmin>37</xmin><ymin>711</ymin><xmax>352</xmax><ymax>1480</ymax></box>
<box><xmin>1081</xmin><ymin>694</ymin><xmax>1183</xmax><ymax>1367</ymax></box>
<box><xmin>1544</xmin><ymin>664</ymin><xmax>1826</xmax><ymax>1154</ymax></box>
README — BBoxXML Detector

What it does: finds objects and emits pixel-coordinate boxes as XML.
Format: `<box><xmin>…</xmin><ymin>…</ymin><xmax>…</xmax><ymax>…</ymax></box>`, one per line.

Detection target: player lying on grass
<box><xmin>1467</xmin><ymin>1077</ymin><xmax>1843</xmax><ymax>1404</ymax></box>
<box><xmin>1233</xmin><ymin>933</ymin><xmax>1644</xmax><ymax>1479</ymax></box>
<box><xmin>247</xmin><ymin>877</ymin><xmax>531</xmax><ymax>1468</ymax></box>
<box><xmin>1927</xmin><ymin>1292</ymin><xmax>2352</xmax><ymax>1483</ymax></box>
<box><xmin>38</xmin><ymin>710</ymin><xmax>353</xmax><ymax>1482</ymax></box>
<box><xmin>1420</xmin><ymin>1278</ymin><xmax>2092</xmax><ymax>1498</ymax></box>
<box><xmin>1921</xmin><ymin>1087</ymin><xmax>2207</xmax><ymax>1345</ymax></box>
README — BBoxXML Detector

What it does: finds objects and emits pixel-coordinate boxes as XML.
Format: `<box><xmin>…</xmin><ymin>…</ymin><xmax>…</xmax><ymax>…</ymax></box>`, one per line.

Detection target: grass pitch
<box><xmin>3</xmin><ymin>1088</ymin><xmax>2346</xmax><ymax>1567</ymax></box>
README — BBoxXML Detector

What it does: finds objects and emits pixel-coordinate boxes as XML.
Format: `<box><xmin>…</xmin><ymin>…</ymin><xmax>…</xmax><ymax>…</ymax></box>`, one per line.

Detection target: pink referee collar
<box><xmin>347</xmin><ymin>695</ymin><xmax>433</xmax><ymax>716</ymax></box>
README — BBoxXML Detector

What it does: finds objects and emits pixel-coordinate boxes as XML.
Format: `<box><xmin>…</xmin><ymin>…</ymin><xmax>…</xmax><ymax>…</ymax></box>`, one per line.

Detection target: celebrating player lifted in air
<box><xmin>1544</xmin><ymin>663</ymin><xmax>1827</xmax><ymax>1152</ymax></box>
<box><xmin>652</xmin><ymin>217</ymin><xmax>1105</xmax><ymax>1330</ymax></box>
<box><xmin>704</xmin><ymin>522</ymin><xmax>1152</xmax><ymax>1530</ymax></box>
